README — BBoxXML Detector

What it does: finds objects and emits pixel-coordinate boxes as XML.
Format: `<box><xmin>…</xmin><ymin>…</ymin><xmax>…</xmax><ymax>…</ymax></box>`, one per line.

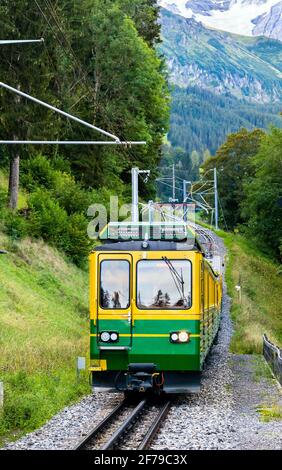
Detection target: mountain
<box><xmin>168</xmin><ymin>85</ymin><xmax>281</xmax><ymax>155</ymax></box>
<box><xmin>253</xmin><ymin>1</ymin><xmax>282</xmax><ymax>40</ymax></box>
<box><xmin>160</xmin><ymin>7</ymin><xmax>282</xmax><ymax>102</ymax></box>
<box><xmin>159</xmin><ymin>0</ymin><xmax>282</xmax><ymax>41</ymax></box>
<box><xmin>158</xmin><ymin>8</ymin><xmax>282</xmax><ymax>156</ymax></box>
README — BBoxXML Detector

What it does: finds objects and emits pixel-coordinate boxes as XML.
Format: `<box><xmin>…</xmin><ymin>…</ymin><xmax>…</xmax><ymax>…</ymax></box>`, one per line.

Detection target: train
<box><xmin>89</xmin><ymin>221</ymin><xmax>222</xmax><ymax>394</ymax></box>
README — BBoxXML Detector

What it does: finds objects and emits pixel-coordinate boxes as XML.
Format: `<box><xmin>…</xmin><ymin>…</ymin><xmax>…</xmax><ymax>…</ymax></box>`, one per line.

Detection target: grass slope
<box><xmin>221</xmin><ymin>232</ymin><xmax>282</xmax><ymax>353</ymax></box>
<box><xmin>0</xmin><ymin>233</ymin><xmax>89</xmax><ymax>446</ymax></box>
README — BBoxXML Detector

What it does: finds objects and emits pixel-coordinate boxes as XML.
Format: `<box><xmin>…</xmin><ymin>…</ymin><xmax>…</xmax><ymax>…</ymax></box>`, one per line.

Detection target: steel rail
<box><xmin>102</xmin><ymin>399</ymin><xmax>147</xmax><ymax>450</ymax></box>
<box><xmin>138</xmin><ymin>400</ymin><xmax>171</xmax><ymax>450</ymax></box>
<box><xmin>73</xmin><ymin>399</ymin><xmax>127</xmax><ymax>450</ymax></box>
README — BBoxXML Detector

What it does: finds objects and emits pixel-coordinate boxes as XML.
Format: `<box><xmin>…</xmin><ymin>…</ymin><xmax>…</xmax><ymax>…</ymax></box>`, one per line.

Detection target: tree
<box><xmin>203</xmin><ymin>149</ymin><xmax>211</xmax><ymax>162</ymax></box>
<box><xmin>242</xmin><ymin>127</ymin><xmax>282</xmax><ymax>260</ymax></box>
<box><xmin>56</xmin><ymin>0</ymin><xmax>169</xmax><ymax>200</ymax></box>
<box><xmin>118</xmin><ymin>0</ymin><xmax>161</xmax><ymax>46</ymax></box>
<box><xmin>0</xmin><ymin>0</ymin><xmax>169</xmax><ymax>208</ymax></box>
<box><xmin>202</xmin><ymin>128</ymin><xmax>264</xmax><ymax>228</ymax></box>
<box><xmin>164</xmin><ymin>292</ymin><xmax>171</xmax><ymax>306</ymax></box>
<box><xmin>158</xmin><ymin>145</ymin><xmax>192</xmax><ymax>201</ymax></box>
<box><xmin>191</xmin><ymin>150</ymin><xmax>201</xmax><ymax>179</ymax></box>
<box><xmin>154</xmin><ymin>289</ymin><xmax>165</xmax><ymax>306</ymax></box>
<box><xmin>0</xmin><ymin>1</ymin><xmax>63</xmax><ymax>208</ymax></box>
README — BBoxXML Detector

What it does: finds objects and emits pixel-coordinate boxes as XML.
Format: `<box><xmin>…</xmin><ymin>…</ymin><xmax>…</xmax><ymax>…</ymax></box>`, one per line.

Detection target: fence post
<box><xmin>263</xmin><ymin>335</ymin><xmax>282</xmax><ymax>386</ymax></box>
<box><xmin>76</xmin><ymin>357</ymin><xmax>86</xmax><ymax>380</ymax></box>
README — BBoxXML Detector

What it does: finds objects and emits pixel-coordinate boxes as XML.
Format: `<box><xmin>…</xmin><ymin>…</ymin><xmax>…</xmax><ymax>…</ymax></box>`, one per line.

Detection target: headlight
<box><xmin>171</xmin><ymin>333</ymin><xmax>179</xmax><ymax>342</ymax></box>
<box><xmin>179</xmin><ymin>331</ymin><xmax>189</xmax><ymax>343</ymax></box>
<box><xmin>110</xmin><ymin>332</ymin><xmax>118</xmax><ymax>342</ymax></box>
<box><xmin>170</xmin><ymin>331</ymin><xmax>190</xmax><ymax>344</ymax></box>
<box><xmin>100</xmin><ymin>331</ymin><xmax>119</xmax><ymax>343</ymax></box>
<box><xmin>100</xmin><ymin>331</ymin><xmax>110</xmax><ymax>342</ymax></box>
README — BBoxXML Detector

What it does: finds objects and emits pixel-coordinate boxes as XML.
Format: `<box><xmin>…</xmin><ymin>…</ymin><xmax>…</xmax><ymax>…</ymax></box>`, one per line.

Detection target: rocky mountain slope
<box><xmin>160</xmin><ymin>7</ymin><xmax>282</xmax><ymax>103</ymax></box>
<box><xmin>159</xmin><ymin>0</ymin><xmax>282</xmax><ymax>41</ymax></box>
<box><xmin>158</xmin><ymin>7</ymin><xmax>282</xmax><ymax>155</ymax></box>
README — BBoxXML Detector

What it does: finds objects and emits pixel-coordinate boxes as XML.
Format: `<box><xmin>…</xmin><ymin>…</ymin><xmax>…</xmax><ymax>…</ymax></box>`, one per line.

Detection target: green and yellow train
<box><xmin>89</xmin><ymin>222</ymin><xmax>222</xmax><ymax>394</ymax></box>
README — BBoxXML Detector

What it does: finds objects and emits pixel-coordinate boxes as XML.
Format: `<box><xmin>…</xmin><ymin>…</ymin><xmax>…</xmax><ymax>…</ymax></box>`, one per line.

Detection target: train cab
<box><xmin>89</xmin><ymin>222</ymin><xmax>222</xmax><ymax>394</ymax></box>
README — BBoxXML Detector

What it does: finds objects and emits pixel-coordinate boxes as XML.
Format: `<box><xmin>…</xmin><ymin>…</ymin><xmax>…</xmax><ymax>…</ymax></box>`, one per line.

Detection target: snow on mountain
<box><xmin>253</xmin><ymin>1</ymin><xmax>282</xmax><ymax>39</ymax></box>
<box><xmin>158</xmin><ymin>0</ymin><xmax>282</xmax><ymax>39</ymax></box>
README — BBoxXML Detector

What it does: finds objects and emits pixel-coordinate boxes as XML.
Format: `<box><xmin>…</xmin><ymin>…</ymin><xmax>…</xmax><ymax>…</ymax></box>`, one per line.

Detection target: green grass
<box><xmin>220</xmin><ymin>232</ymin><xmax>282</xmax><ymax>354</ymax></box>
<box><xmin>196</xmin><ymin>216</ymin><xmax>282</xmax><ymax>353</ymax></box>
<box><xmin>0</xmin><ymin>232</ymin><xmax>90</xmax><ymax>446</ymax></box>
<box><xmin>257</xmin><ymin>405</ymin><xmax>282</xmax><ymax>422</ymax></box>
<box><xmin>253</xmin><ymin>356</ymin><xmax>274</xmax><ymax>382</ymax></box>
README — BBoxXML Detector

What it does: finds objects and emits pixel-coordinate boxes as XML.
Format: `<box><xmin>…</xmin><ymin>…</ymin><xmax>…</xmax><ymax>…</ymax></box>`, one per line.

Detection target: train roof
<box><xmin>98</xmin><ymin>222</ymin><xmax>194</xmax><ymax>242</ymax></box>
<box><xmin>93</xmin><ymin>222</ymin><xmax>201</xmax><ymax>252</ymax></box>
<box><xmin>92</xmin><ymin>240</ymin><xmax>199</xmax><ymax>252</ymax></box>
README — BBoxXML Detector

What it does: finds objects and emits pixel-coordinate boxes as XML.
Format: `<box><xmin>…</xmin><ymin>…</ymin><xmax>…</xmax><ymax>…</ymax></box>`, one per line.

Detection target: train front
<box><xmin>89</xmin><ymin>222</ymin><xmax>202</xmax><ymax>394</ymax></box>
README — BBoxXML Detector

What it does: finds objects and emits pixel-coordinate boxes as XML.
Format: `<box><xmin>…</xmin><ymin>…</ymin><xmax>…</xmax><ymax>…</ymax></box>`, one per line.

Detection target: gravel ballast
<box><xmin>152</xmin><ymin>232</ymin><xmax>282</xmax><ymax>450</ymax></box>
<box><xmin>3</xmin><ymin>231</ymin><xmax>282</xmax><ymax>450</ymax></box>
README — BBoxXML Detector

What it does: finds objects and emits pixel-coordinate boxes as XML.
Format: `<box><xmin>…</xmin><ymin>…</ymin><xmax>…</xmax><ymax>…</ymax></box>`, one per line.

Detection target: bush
<box><xmin>2</xmin><ymin>208</ymin><xmax>29</xmax><ymax>240</ymax></box>
<box><xmin>28</xmin><ymin>189</ymin><xmax>69</xmax><ymax>247</ymax></box>
<box><xmin>22</xmin><ymin>155</ymin><xmax>94</xmax><ymax>215</ymax></box>
<box><xmin>27</xmin><ymin>189</ymin><xmax>89</xmax><ymax>265</ymax></box>
<box><xmin>21</xmin><ymin>155</ymin><xmax>56</xmax><ymax>192</ymax></box>
<box><xmin>0</xmin><ymin>188</ymin><xmax>7</xmax><ymax>210</ymax></box>
<box><xmin>4</xmin><ymin>155</ymin><xmax>100</xmax><ymax>264</ymax></box>
<box><xmin>64</xmin><ymin>213</ymin><xmax>91</xmax><ymax>266</ymax></box>
<box><xmin>52</xmin><ymin>172</ymin><xmax>93</xmax><ymax>216</ymax></box>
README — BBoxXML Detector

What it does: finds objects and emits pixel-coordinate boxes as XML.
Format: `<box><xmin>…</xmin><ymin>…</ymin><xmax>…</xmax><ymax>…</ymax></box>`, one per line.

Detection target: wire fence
<box><xmin>263</xmin><ymin>335</ymin><xmax>282</xmax><ymax>385</ymax></box>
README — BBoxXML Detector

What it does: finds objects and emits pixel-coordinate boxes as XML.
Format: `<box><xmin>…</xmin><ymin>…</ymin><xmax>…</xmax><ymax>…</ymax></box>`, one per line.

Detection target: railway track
<box><xmin>74</xmin><ymin>397</ymin><xmax>172</xmax><ymax>451</ymax></box>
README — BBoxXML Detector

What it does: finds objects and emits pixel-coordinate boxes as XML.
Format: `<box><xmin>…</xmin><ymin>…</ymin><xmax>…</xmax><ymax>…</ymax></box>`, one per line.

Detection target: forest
<box><xmin>0</xmin><ymin>1</ymin><xmax>281</xmax><ymax>266</ymax></box>
<box><xmin>0</xmin><ymin>0</ymin><xmax>169</xmax><ymax>264</ymax></box>
<box><xmin>166</xmin><ymin>85</ymin><xmax>282</xmax><ymax>155</ymax></box>
<box><xmin>202</xmin><ymin>127</ymin><xmax>282</xmax><ymax>261</ymax></box>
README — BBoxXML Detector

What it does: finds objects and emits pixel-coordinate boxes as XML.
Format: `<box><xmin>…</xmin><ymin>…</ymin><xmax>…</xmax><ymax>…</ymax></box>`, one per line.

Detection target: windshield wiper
<box><xmin>162</xmin><ymin>256</ymin><xmax>189</xmax><ymax>307</ymax></box>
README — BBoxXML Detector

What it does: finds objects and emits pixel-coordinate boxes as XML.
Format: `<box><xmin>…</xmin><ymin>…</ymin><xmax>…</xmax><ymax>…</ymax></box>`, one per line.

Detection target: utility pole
<box><xmin>183</xmin><ymin>179</ymin><xmax>187</xmax><ymax>222</ymax></box>
<box><xmin>183</xmin><ymin>180</ymin><xmax>190</xmax><ymax>222</ymax></box>
<box><xmin>183</xmin><ymin>179</ymin><xmax>187</xmax><ymax>203</ymax></box>
<box><xmin>214</xmin><ymin>168</ymin><xmax>219</xmax><ymax>230</ymax></box>
<box><xmin>148</xmin><ymin>200</ymin><xmax>154</xmax><ymax>224</ymax></box>
<box><xmin>172</xmin><ymin>163</ymin><xmax>176</xmax><ymax>201</ymax></box>
<box><xmin>132</xmin><ymin>168</ymin><xmax>139</xmax><ymax>223</ymax></box>
<box><xmin>131</xmin><ymin>168</ymin><xmax>150</xmax><ymax>223</ymax></box>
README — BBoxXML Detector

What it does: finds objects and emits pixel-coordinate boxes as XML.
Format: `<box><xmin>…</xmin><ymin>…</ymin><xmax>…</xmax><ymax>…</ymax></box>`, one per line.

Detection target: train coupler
<box><xmin>127</xmin><ymin>363</ymin><xmax>157</xmax><ymax>393</ymax></box>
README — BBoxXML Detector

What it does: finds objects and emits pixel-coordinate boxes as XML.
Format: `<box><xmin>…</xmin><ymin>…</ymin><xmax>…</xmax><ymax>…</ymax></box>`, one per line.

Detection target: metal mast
<box><xmin>214</xmin><ymin>168</ymin><xmax>219</xmax><ymax>230</ymax></box>
<box><xmin>131</xmin><ymin>168</ymin><xmax>150</xmax><ymax>222</ymax></box>
<box><xmin>172</xmin><ymin>164</ymin><xmax>176</xmax><ymax>201</ymax></box>
<box><xmin>132</xmin><ymin>168</ymin><xmax>139</xmax><ymax>223</ymax></box>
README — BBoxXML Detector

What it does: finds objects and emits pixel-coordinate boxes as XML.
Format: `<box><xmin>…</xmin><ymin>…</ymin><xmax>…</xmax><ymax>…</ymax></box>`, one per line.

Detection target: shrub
<box><xmin>28</xmin><ymin>189</ymin><xmax>69</xmax><ymax>248</ymax></box>
<box><xmin>21</xmin><ymin>155</ymin><xmax>56</xmax><ymax>192</ymax></box>
<box><xmin>22</xmin><ymin>155</ymin><xmax>94</xmax><ymax>216</ymax></box>
<box><xmin>52</xmin><ymin>172</ymin><xmax>93</xmax><ymax>216</ymax></box>
<box><xmin>2</xmin><ymin>209</ymin><xmax>29</xmax><ymax>240</ymax></box>
<box><xmin>64</xmin><ymin>213</ymin><xmax>91</xmax><ymax>266</ymax></box>
<box><xmin>27</xmin><ymin>189</ymin><xmax>90</xmax><ymax>265</ymax></box>
<box><xmin>0</xmin><ymin>188</ymin><xmax>7</xmax><ymax>210</ymax></box>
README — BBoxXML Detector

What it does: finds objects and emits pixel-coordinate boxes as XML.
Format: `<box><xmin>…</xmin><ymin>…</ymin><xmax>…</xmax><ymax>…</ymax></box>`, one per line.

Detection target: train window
<box><xmin>137</xmin><ymin>259</ymin><xmax>192</xmax><ymax>310</ymax></box>
<box><xmin>100</xmin><ymin>260</ymin><xmax>130</xmax><ymax>309</ymax></box>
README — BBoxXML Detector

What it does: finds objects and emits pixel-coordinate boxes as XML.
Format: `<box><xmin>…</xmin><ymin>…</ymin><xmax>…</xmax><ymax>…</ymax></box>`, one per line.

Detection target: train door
<box><xmin>97</xmin><ymin>253</ymin><xmax>133</xmax><ymax>350</ymax></box>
